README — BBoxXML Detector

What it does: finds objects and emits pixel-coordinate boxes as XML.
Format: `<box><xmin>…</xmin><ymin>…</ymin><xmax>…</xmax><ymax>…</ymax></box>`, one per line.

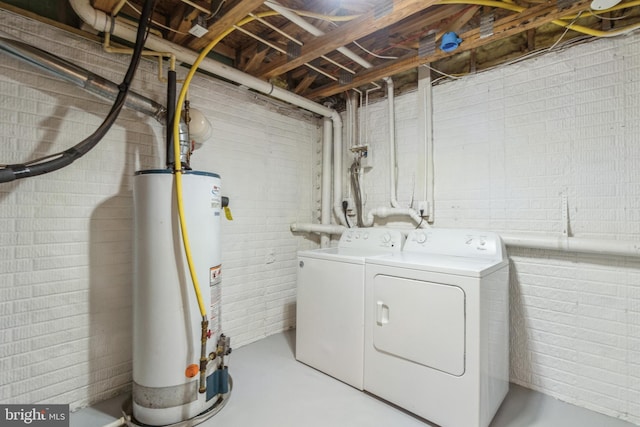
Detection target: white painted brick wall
<box><xmin>355</xmin><ymin>35</ymin><xmax>640</xmax><ymax>424</ymax></box>
<box><xmin>0</xmin><ymin>10</ymin><xmax>321</xmax><ymax>411</ymax></box>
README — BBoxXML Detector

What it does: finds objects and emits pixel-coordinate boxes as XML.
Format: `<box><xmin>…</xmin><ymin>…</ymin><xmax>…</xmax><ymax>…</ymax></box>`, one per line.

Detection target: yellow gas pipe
<box><xmin>436</xmin><ymin>0</ymin><xmax>640</xmax><ymax>37</ymax></box>
<box><xmin>170</xmin><ymin>10</ymin><xmax>359</xmax><ymax>393</ymax></box>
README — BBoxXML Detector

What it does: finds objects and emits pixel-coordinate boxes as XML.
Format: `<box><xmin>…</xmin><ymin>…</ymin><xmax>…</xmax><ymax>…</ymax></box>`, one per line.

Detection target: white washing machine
<box><xmin>364</xmin><ymin>228</ymin><xmax>509</xmax><ymax>427</ymax></box>
<box><xmin>296</xmin><ymin>228</ymin><xmax>404</xmax><ymax>390</ymax></box>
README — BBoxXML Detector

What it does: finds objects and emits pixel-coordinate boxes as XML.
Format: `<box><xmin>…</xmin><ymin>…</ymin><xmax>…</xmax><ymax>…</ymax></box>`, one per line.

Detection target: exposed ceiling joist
<box><xmin>187</xmin><ymin>0</ymin><xmax>266</xmax><ymax>51</ymax></box>
<box><xmin>9</xmin><ymin>0</ymin><xmax>640</xmax><ymax>104</ymax></box>
<box><xmin>306</xmin><ymin>0</ymin><xmax>593</xmax><ymax>99</ymax></box>
<box><xmin>258</xmin><ymin>0</ymin><xmax>442</xmax><ymax>79</ymax></box>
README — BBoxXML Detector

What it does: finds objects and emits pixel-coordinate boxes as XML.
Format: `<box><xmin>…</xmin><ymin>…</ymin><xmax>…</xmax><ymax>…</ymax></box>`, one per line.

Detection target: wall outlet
<box><xmin>343</xmin><ymin>197</ymin><xmax>356</xmax><ymax>216</ymax></box>
<box><xmin>418</xmin><ymin>201</ymin><xmax>430</xmax><ymax>215</ymax></box>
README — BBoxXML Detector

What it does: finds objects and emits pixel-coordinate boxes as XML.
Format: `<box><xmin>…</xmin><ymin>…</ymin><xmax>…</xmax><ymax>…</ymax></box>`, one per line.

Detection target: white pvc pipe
<box><xmin>331</xmin><ymin>111</ymin><xmax>347</xmax><ymax>228</ymax></box>
<box><xmin>70</xmin><ymin>0</ymin><xmax>346</xmax><ymax>241</ymax></box>
<box><xmin>417</xmin><ymin>65</ymin><xmax>435</xmax><ymax>222</ymax></box>
<box><xmin>386</xmin><ymin>77</ymin><xmax>400</xmax><ymax>209</ymax></box>
<box><xmin>69</xmin><ymin>0</ymin><xmax>335</xmax><ymax>119</ymax></box>
<box><xmin>363</xmin><ymin>78</ymin><xmax>424</xmax><ymax>227</ymax></box>
<box><xmin>501</xmin><ymin>233</ymin><xmax>640</xmax><ymax>257</ymax></box>
<box><xmin>320</xmin><ymin>117</ymin><xmax>333</xmax><ymax>247</ymax></box>
<box><xmin>261</xmin><ymin>1</ymin><xmax>423</xmax><ymax>230</ymax></box>
<box><xmin>290</xmin><ymin>222</ymin><xmax>346</xmax><ymax>235</ymax></box>
<box><xmin>363</xmin><ymin>206</ymin><xmax>424</xmax><ymax>227</ymax></box>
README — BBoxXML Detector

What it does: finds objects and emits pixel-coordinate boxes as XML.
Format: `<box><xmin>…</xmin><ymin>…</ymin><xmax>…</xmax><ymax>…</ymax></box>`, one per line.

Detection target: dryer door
<box><xmin>372</xmin><ymin>275</ymin><xmax>465</xmax><ymax>376</ymax></box>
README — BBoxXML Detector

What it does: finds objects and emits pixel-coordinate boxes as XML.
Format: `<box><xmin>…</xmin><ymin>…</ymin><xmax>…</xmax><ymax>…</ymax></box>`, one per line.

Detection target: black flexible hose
<box><xmin>0</xmin><ymin>0</ymin><xmax>156</xmax><ymax>183</ymax></box>
<box><xmin>166</xmin><ymin>70</ymin><xmax>177</xmax><ymax>168</ymax></box>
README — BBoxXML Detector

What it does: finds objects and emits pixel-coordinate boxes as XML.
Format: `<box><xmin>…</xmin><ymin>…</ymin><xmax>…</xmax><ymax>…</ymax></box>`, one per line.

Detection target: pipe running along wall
<box><xmin>265</xmin><ymin>0</ymin><xmax>424</xmax><ymax>228</ymax></box>
<box><xmin>68</xmin><ymin>0</ymin><xmax>640</xmax><ymax>260</ymax></box>
<box><xmin>0</xmin><ymin>36</ymin><xmax>166</xmax><ymax>122</ymax></box>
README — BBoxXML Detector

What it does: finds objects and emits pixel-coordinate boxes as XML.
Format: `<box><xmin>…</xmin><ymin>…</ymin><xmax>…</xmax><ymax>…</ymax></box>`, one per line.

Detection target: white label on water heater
<box><xmin>211</xmin><ymin>184</ymin><xmax>221</xmax><ymax>209</ymax></box>
<box><xmin>210</xmin><ymin>265</ymin><xmax>222</xmax><ymax>338</ymax></box>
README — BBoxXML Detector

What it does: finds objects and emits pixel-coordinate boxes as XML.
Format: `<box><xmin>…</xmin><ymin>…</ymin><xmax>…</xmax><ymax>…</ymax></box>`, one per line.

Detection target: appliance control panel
<box><xmin>404</xmin><ymin>228</ymin><xmax>505</xmax><ymax>260</ymax></box>
<box><xmin>339</xmin><ymin>228</ymin><xmax>404</xmax><ymax>252</ymax></box>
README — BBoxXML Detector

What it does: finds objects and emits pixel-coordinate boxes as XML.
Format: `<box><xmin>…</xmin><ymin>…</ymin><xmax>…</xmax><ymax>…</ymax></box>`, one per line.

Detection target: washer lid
<box><xmin>298</xmin><ymin>247</ymin><xmax>399</xmax><ymax>264</ymax></box>
<box><xmin>366</xmin><ymin>252</ymin><xmax>508</xmax><ymax>277</ymax></box>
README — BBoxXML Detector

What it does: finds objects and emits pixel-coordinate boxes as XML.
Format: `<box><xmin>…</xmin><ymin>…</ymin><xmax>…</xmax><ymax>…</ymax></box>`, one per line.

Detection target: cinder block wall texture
<box><xmin>356</xmin><ymin>35</ymin><xmax>640</xmax><ymax>424</ymax></box>
<box><xmin>0</xmin><ymin>11</ymin><xmax>321</xmax><ymax>410</ymax></box>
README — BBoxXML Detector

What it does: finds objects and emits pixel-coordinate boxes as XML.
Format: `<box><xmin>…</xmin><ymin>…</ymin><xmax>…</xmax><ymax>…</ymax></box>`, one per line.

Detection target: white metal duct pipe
<box><xmin>69</xmin><ymin>0</ymin><xmax>335</xmax><ymax>118</ymax></box>
<box><xmin>320</xmin><ymin>117</ymin><xmax>333</xmax><ymax>247</ymax></box>
<box><xmin>0</xmin><ymin>35</ymin><xmax>166</xmax><ymax>122</ymax></box>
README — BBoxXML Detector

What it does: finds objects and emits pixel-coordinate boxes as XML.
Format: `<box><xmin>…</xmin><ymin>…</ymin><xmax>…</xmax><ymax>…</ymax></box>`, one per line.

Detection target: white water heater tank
<box><xmin>132</xmin><ymin>169</ymin><xmax>225</xmax><ymax>426</ymax></box>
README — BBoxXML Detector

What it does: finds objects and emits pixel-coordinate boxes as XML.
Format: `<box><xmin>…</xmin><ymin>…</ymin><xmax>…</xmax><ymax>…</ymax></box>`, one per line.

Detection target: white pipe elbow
<box><xmin>363</xmin><ymin>207</ymin><xmax>426</xmax><ymax>228</ymax></box>
<box><xmin>69</xmin><ymin>0</ymin><xmax>112</xmax><ymax>33</ymax></box>
<box><xmin>290</xmin><ymin>222</ymin><xmax>346</xmax><ymax>235</ymax></box>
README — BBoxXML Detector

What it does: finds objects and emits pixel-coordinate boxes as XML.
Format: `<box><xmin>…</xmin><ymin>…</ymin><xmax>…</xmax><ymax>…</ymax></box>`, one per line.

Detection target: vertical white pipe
<box><xmin>331</xmin><ymin>111</ymin><xmax>347</xmax><ymax>227</ymax></box>
<box><xmin>417</xmin><ymin>65</ymin><xmax>435</xmax><ymax>221</ymax></box>
<box><xmin>321</xmin><ymin>118</ymin><xmax>333</xmax><ymax>247</ymax></box>
<box><xmin>385</xmin><ymin>77</ymin><xmax>399</xmax><ymax>208</ymax></box>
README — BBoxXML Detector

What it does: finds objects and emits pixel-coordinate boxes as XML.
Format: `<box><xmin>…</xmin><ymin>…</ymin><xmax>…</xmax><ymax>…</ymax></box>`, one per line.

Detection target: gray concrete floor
<box><xmin>71</xmin><ymin>330</ymin><xmax>636</xmax><ymax>427</ymax></box>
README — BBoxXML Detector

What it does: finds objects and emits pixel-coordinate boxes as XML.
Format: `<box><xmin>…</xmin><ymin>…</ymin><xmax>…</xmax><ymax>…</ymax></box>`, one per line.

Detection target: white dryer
<box><xmin>296</xmin><ymin>228</ymin><xmax>404</xmax><ymax>390</ymax></box>
<box><xmin>364</xmin><ymin>228</ymin><xmax>509</xmax><ymax>427</ymax></box>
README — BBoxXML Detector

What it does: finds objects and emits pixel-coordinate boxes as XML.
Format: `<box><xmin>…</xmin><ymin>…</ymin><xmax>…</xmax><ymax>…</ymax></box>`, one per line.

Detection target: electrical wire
<box><xmin>0</xmin><ymin>0</ymin><xmax>156</xmax><ymax>183</ymax></box>
<box><xmin>206</xmin><ymin>0</ymin><xmax>226</xmax><ymax>23</ymax></box>
<box><xmin>352</xmin><ymin>40</ymin><xmax>399</xmax><ymax>60</ymax></box>
<box><xmin>421</xmin><ymin>63</ymin><xmax>462</xmax><ymax>80</ymax></box>
<box><xmin>548</xmin><ymin>11</ymin><xmax>584</xmax><ymax>52</ymax></box>
<box><xmin>589</xmin><ymin>9</ymin><xmax>630</xmax><ymax>20</ymax></box>
<box><xmin>342</xmin><ymin>201</ymin><xmax>351</xmax><ymax>228</ymax></box>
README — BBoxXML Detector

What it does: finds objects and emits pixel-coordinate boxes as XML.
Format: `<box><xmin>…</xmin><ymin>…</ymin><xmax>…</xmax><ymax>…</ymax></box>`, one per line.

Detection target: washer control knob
<box><xmin>363</xmin><ymin>232</ymin><xmax>369</xmax><ymax>240</ymax></box>
<box><xmin>415</xmin><ymin>232</ymin><xmax>427</xmax><ymax>244</ymax></box>
<box><xmin>381</xmin><ymin>232</ymin><xmax>391</xmax><ymax>243</ymax></box>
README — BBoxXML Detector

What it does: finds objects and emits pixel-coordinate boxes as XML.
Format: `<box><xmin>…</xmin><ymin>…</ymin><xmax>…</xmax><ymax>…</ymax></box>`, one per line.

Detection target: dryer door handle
<box><xmin>376</xmin><ymin>301</ymin><xmax>389</xmax><ymax>326</ymax></box>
